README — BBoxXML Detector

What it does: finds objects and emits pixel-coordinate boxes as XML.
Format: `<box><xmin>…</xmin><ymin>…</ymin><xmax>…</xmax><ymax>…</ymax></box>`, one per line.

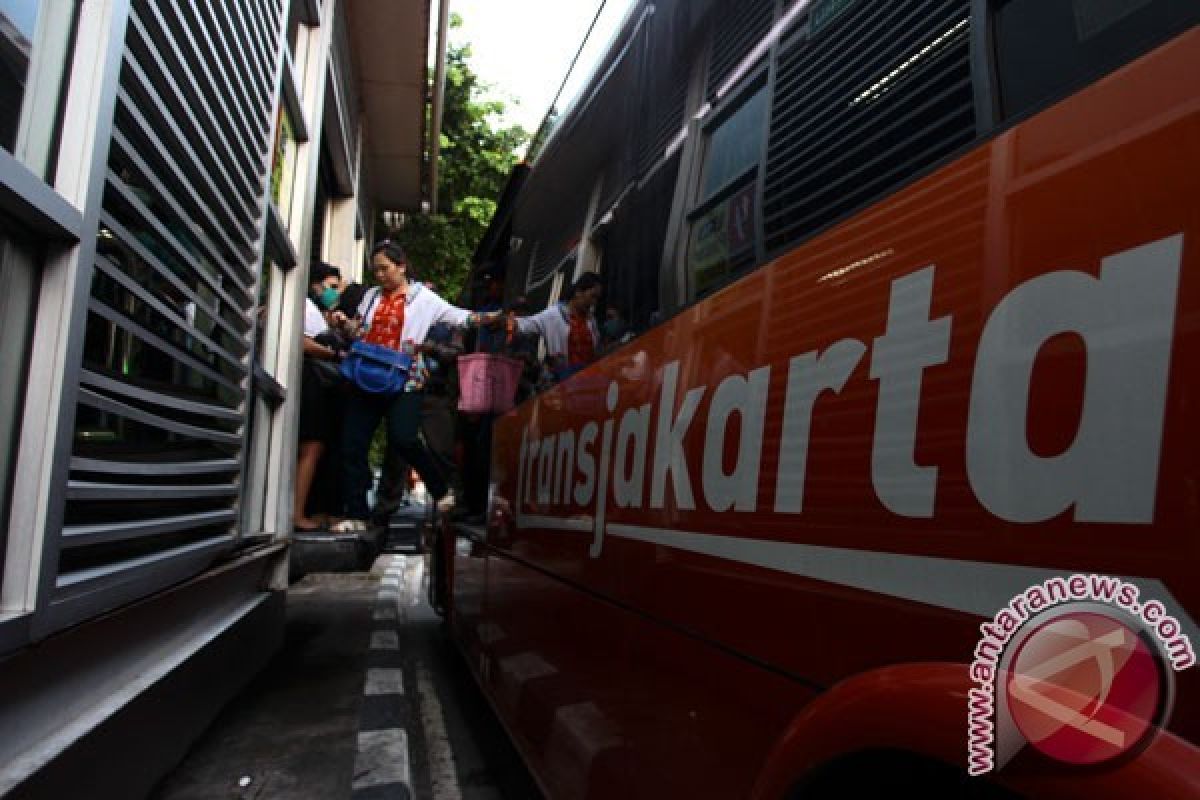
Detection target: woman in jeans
<box><xmin>331</xmin><ymin>240</ymin><xmax>500</xmax><ymax>531</ymax></box>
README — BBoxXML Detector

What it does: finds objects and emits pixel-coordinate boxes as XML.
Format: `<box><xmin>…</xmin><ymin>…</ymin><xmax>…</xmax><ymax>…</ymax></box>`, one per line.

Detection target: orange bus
<box><xmin>445</xmin><ymin>1</ymin><xmax>1200</xmax><ymax>797</ymax></box>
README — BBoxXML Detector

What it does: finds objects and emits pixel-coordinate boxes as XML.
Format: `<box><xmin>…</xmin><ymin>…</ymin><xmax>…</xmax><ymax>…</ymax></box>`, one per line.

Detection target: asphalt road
<box><xmin>152</xmin><ymin>556</ymin><xmax>541</xmax><ymax>800</ymax></box>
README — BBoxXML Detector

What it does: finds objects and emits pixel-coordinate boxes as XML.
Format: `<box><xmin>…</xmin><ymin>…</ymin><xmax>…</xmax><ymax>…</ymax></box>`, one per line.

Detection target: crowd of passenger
<box><xmin>295</xmin><ymin>238</ymin><xmax>620</xmax><ymax>534</ymax></box>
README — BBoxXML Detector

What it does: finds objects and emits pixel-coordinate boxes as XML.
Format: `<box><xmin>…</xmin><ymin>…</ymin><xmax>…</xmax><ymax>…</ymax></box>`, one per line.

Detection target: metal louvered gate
<box><xmin>54</xmin><ymin>0</ymin><xmax>283</xmax><ymax>631</ymax></box>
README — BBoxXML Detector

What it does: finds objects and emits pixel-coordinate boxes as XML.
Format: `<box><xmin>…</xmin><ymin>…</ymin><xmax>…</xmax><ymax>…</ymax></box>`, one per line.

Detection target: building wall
<box><xmin>0</xmin><ymin>0</ymin><xmax>377</xmax><ymax>793</ymax></box>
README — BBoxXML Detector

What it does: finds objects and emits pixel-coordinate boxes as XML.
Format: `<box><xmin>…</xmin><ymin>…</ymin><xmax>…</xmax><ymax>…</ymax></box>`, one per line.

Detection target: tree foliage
<box><xmin>386</xmin><ymin>15</ymin><xmax>528</xmax><ymax>301</ymax></box>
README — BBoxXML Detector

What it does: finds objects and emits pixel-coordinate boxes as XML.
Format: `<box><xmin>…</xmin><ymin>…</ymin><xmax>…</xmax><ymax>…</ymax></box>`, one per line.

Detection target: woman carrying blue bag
<box><xmin>329</xmin><ymin>240</ymin><xmax>501</xmax><ymax>532</ymax></box>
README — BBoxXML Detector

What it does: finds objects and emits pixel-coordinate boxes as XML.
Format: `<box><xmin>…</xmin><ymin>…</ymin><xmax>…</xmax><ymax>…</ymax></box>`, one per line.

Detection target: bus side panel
<box><xmin>477</xmin><ymin>550</ymin><xmax>633</xmax><ymax>799</ymax></box>
<box><xmin>481</xmin><ymin>28</ymin><xmax>1200</xmax><ymax>795</ymax></box>
<box><xmin>449</xmin><ymin>524</ymin><xmax>489</xmax><ymax>675</ymax></box>
<box><xmin>615</xmin><ymin>28</ymin><xmax>1200</xmax><ymax>744</ymax></box>
<box><xmin>620</xmin><ymin>610</ymin><xmax>820</xmax><ymax>799</ymax></box>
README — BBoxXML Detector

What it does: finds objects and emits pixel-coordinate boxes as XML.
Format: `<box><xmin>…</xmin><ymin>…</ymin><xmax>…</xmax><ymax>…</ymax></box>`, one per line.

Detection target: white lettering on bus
<box><xmin>966</xmin><ymin>235</ymin><xmax>1182</xmax><ymax>523</ymax></box>
<box><xmin>512</xmin><ymin>235</ymin><xmax>1184</xmax><ymax>557</ymax></box>
<box><xmin>702</xmin><ymin>366</ymin><xmax>771</xmax><ymax>512</ymax></box>
<box><xmin>574</xmin><ymin>422</ymin><xmax>598</xmax><ymax>506</ymax></box>
<box><xmin>614</xmin><ymin>403</ymin><xmax>653</xmax><ymax>509</ymax></box>
<box><xmin>590</xmin><ymin>384</ymin><xmax>619</xmax><ymax>557</ymax></box>
<box><xmin>650</xmin><ymin>361</ymin><xmax>703</xmax><ymax>511</ymax></box>
<box><xmin>537</xmin><ymin>435</ymin><xmax>554</xmax><ymax>506</ymax></box>
<box><xmin>775</xmin><ymin>340</ymin><xmax>866</xmax><ymax>514</ymax></box>
<box><xmin>554</xmin><ymin>430</ymin><xmax>575</xmax><ymax>505</ymax></box>
<box><xmin>870</xmin><ymin>266</ymin><xmax>952</xmax><ymax>518</ymax></box>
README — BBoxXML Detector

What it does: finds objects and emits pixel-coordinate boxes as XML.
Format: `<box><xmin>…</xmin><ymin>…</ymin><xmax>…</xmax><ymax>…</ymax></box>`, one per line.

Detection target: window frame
<box><xmin>0</xmin><ymin>0</ymin><xmax>128</xmax><ymax>652</ymax></box>
<box><xmin>4</xmin><ymin>0</ymin><xmax>81</xmax><ymax>178</ymax></box>
<box><xmin>684</xmin><ymin>68</ymin><xmax>771</xmax><ymax>300</ymax></box>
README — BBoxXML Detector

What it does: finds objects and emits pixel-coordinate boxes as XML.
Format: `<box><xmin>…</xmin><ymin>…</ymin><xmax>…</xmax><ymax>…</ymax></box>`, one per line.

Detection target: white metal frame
<box><xmin>2</xmin><ymin>0</ymin><xmax>133</xmax><ymax>644</ymax></box>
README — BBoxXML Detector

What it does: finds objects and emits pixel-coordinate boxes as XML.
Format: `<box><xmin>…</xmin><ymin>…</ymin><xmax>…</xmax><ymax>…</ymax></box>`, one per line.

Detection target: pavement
<box><xmin>289</xmin><ymin>502</ymin><xmax>430</xmax><ymax>579</ymax></box>
<box><xmin>151</xmin><ymin>547</ymin><xmax>542</xmax><ymax>800</ymax></box>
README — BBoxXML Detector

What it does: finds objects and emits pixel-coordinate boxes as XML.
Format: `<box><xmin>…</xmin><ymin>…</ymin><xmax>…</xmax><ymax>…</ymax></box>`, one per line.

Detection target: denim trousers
<box><xmin>341</xmin><ymin>388</ymin><xmax>447</xmax><ymax>519</ymax></box>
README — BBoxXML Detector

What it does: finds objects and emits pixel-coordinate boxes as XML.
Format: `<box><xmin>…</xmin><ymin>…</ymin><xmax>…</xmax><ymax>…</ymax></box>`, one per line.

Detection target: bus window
<box><xmin>687</xmin><ymin>80</ymin><xmax>769</xmax><ymax>296</ymax></box>
<box><xmin>995</xmin><ymin>0</ymin><xmax>1199</xmax><ymax>121</ymax></box>
<box><xmin>762</xmin><ymin>0</ymin><xmax>976</xmax><ymax>262</ymax></box>
<box><xmin>699</xmin><ymin>85</ymin><xmax>769</xmax><ymax>200</ymax></box>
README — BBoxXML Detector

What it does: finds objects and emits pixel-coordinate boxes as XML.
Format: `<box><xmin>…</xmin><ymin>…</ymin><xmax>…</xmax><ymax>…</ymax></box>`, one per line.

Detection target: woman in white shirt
<box><xmin>331</xmin><ymin>240</ymin><xmax>501</xmax><ymax>530</ymax></box>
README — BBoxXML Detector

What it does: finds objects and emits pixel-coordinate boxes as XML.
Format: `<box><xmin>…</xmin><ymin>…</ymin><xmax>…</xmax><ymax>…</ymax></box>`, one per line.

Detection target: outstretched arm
<box><xmin>429</xmin><ymin>292</ymin><xmax>505</xmax><ymax>329</ymax></box>
<box><xmin>514</xmin><ymin>307</ymin><xmax>553</xmax><ymax>336</ymax></box>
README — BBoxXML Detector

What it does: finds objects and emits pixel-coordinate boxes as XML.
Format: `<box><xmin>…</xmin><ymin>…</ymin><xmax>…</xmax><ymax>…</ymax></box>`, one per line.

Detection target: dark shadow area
<box><xmin>151</xmin><ymin>575</ymin><xmax>378</xmax><ymax>800</ymax></box>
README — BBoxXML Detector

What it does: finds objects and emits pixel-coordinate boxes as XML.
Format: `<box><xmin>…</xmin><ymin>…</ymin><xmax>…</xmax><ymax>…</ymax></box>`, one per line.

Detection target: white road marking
<box><xmin>353</xmin><ymin>728</ymin><xmax>411</xmax><ymax>789</ymax></box>
<box><xmin>373</xmin><ymin>606</ymin><xmax>398</xmax><ymax>622</ymax></box>
<box><xmin>370</xmin><ymin>630</ymin><xmax>399</xmax><ymax>651</ymax></box>
<box><xmin>416</xmin><ymin>662</ymin><xmax>462</xmax><ymax>800</ymax></box>
<box><xmin>365</xmin><ymin>668</ymin><xmax>406</xmax><ymax>696</ymax></box>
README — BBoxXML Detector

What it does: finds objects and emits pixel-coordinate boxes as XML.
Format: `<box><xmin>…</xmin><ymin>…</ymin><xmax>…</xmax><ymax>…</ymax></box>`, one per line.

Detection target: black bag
<box><xmin>304</xmin><ymin>356</ymin><xmax>343</xmax><ymax>388</ymax></box>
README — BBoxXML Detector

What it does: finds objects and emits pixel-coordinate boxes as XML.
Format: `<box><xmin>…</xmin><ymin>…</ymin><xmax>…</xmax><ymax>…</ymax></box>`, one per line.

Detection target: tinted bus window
<box><xmin>700</xmin><ymin>85</ymin><xmax>768</xmax><ymax>200</ymax></box>
<box><xmin>688</xmin><ymin>82</ymin><xmax>768</xmax><ymax>296</ymax></box>
<box><xmin>995</xmin><ymin>0</ymin><xmax>1199</xmax><ymax>120</ymax></box>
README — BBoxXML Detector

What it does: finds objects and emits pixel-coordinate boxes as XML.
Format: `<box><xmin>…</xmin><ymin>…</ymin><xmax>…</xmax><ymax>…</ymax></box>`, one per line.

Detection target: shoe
<box><xmin>332</xmin><ymin>518</ymin><xmax>367</xmax><ymax>533</ymax></box>
<box><xmin>435</xmin><ymin>491</ymin><xmax>457</xmax><ymax>515</ymax></box>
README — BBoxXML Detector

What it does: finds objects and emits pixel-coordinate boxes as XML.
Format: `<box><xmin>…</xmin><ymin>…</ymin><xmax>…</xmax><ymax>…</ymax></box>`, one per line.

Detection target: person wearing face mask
<box><xmin>295</xmin><ymin>262</ymin><xmax>345</xmax><ymax>532</ymax></box>
<box><xmin>309</xmin><ymin>262</ymin><xmax>342</xmax><ymax>312</ymax></box>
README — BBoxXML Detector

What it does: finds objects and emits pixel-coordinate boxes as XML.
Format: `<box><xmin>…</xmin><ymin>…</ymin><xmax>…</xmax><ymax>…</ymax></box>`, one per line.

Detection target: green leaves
<box><xmin>386</xmin><ymin>33</ymin><xmax>528</xmax><ymax>303</ymax></box>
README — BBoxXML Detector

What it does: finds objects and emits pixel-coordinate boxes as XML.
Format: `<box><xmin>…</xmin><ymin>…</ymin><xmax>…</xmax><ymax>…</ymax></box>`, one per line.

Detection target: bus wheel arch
<box><xmin>751</xmin><ymin>662</ymin><xmax>978</xmax><ymax>799</ymax></box>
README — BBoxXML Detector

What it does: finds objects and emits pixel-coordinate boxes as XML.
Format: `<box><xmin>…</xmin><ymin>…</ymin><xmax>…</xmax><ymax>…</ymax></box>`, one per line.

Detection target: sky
<box><xmin>0</xmin><ymin>0</ymin><xmax>39</xmax><ymax>38</ymax></box>
<box><xmin>446</xmin><ymin>0</ymin><xmax>638</xmax><ymax>137</ymax></box>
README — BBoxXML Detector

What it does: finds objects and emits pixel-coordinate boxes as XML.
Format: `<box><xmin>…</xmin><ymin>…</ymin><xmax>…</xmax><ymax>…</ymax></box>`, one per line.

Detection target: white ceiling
<box><xmin>344</xmin><ymin>0</ymin><xmax>431</xmax><ymax>212</ymax></box>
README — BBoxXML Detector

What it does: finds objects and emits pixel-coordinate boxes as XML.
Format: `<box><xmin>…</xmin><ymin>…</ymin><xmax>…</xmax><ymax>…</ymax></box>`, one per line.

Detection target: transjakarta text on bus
<box><xmin>514</xmin><ymin>234</ymin><xmax>1183</xmax><ymax>557</ymax></box>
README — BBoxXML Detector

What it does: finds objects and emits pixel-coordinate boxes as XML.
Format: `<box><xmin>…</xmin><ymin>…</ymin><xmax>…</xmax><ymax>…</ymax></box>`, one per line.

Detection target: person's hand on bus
<box><xmin>478</xmin><ymin>310</ymin><xmax>506</xmax><ymax>328</ymax></box>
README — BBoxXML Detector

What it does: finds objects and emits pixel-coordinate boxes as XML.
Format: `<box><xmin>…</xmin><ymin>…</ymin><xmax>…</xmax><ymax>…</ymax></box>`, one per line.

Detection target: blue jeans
<box><xmin>341</xmin><ymin>389</ymin><xmax>447</xmax><ymax>519</ymax></box>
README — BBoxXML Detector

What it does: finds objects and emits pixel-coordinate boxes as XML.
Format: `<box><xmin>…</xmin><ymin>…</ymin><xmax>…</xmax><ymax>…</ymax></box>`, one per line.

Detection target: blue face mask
<box><xmin>319</xmin><ymin>286</ymin><xmax>339</xmax><ymax>310</ymax></box>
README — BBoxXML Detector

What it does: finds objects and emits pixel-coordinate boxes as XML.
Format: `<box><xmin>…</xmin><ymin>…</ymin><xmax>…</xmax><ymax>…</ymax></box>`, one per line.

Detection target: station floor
<box><xmin>151</xmin><ymin>537</ymin><xmax>541</xmax><ymax>800</ymax></box>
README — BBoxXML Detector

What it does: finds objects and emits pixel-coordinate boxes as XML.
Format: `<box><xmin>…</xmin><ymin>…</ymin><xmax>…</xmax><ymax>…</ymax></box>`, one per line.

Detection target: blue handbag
<box><xmin>339</xmin><ymin>341</ymin><xmax>412</xmax><ymax>394</ymax></box>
